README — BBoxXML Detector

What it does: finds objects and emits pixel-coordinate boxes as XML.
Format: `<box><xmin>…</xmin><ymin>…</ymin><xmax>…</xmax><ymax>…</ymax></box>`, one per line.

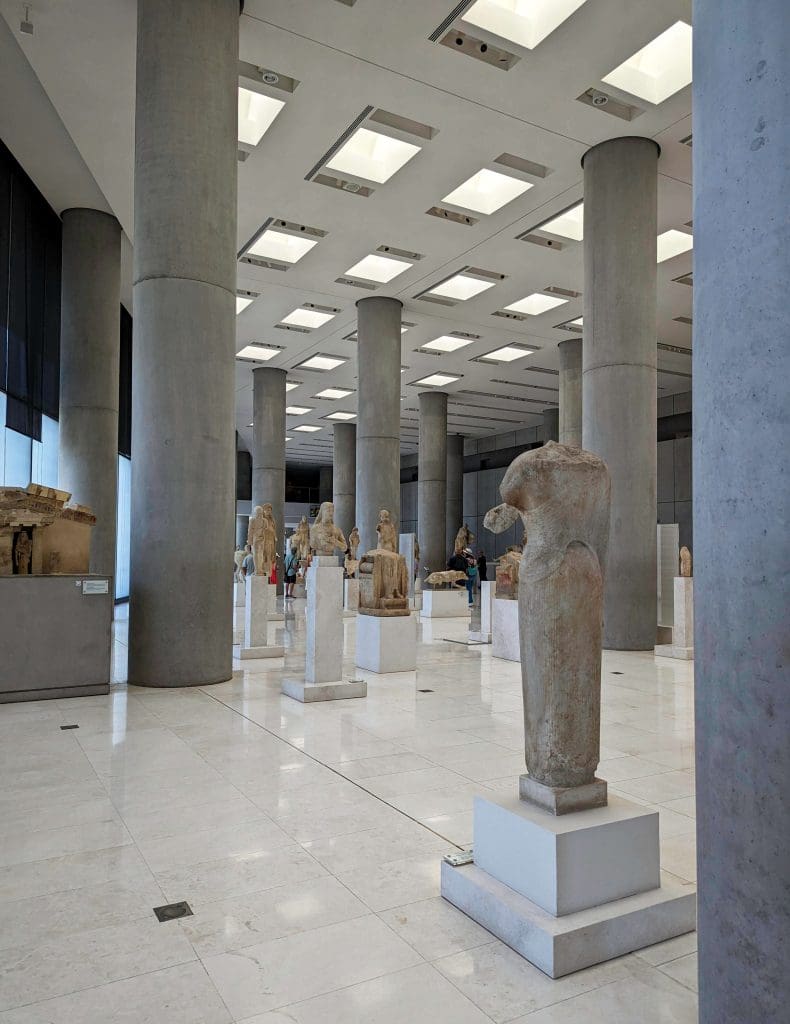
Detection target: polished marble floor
<box><xmin>0</xmin><ymin>601</ymin><xmax>698</xmax><ymax>1023</ymax></box>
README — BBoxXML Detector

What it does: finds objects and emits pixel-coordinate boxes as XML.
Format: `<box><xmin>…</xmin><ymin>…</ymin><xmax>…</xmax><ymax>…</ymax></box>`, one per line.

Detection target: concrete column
<box><xmin>582</xmin><ymin>136</ymin><xmax>658</xmax><ymax>650</ymax></box>
<box><xmin>319</xmin><ymin>466</ymin><xmax>333</xmax><ymax>504</ymax></box>
<box><xmin>445</xmin><ymin>434</ymin><xmax>464</xmax><ymax>556</ymax></box>
<box><xmin>541</xmin><ymin>408</ymin><xmax>559</xmax><ymax>444</ymax></box>
<box><xmin>235</xmin><ymin>515</ymin><xmax>249</xmax><ymax>549</ymax></box>
<box><xmin>355</xmin><ymin>296</ymin><xmax>402</xmax><ymax>551</ymax></box>
<box><xmin>418</xmin><ymin>391</ymin><xmax>448</xmax><ymax>578</ymax></box>
<box><xmin>58</xmin><ymin>208</ymin><xmax>122</xmax><ymax>579</ymax></box>
<box><xmin>558</xmin><ymin>338</ymin><xmax>582</xmax><ymax>446</ymax></box>
<box><xmin>129</xmin><ymin>0</ymin><xmax>238</xmax><ymax>687</ymax></box>
<box><xmin>694</xmin><ymin>3</ymin><xmax>790</xmax><ymax>1019</ymax></box>
<box><xmin>252</xmin><ymin>367</ymin><xmax>286</xmax><ymax>588</ymax></box>
<box><xmin>332</xmin><ymin>422</ymin><xmax>356</xmax><ymax>539</ymax></box>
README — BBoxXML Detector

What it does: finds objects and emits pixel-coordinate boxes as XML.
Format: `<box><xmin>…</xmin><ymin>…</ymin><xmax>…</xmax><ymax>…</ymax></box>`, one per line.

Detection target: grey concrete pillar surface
<box><xmin>355</xmin><ymin>297</ymin><xmax>402</xmax><ymax>551</ymax></box>
<box><xmin>318</xmin><ymin>466</ymin><xmax>333</xmax><ymax>505</ymax></box>
<box><xmin>129</xmin><ymin>0</ymin><xmax>238</xmax><ymax>687</ymax></box>
<box><xmin>252</xmin><ymin>367</ymin><xmax>286</xmax><ymax>588</ymax></box>
<box><xmin>693</xmin><ymin>3</ymin><xmax>790</xmax><ymax>1019</ymax></box>
<box><xmin>418</xmin><ymin>391</ymin><xmax>448</xmax><ymax>578</ymax></box>
<box><xmin>582</xmin><ymin>136</ymin><xmax>658</xmax><ymax>650</ymax></box>
<box><xmin>235</xmin><ymin>515</ymin><xmax>249</xmax><ymax>550</ymax></box>
<box><xmin>558</xmin><ymin>338</ymin><xmax>582</xmax><ymax>446</ymax></box>
<box><xmin>445</xmin><ymin>434</ymin><xmax>464</xmax><ymax>556</ymax></box>
<box><xmin>58</xmin><ymin>209</ymin><xmax>122</xmax><ymax>579</ymax></box>
<box><xmin>332</xmin><ymin>422</ymin><xmax>356</xmax><ymax>539</ymax></box>
<box><xmin>541</xmin><ymin>408</ymin><xmax>559</xmax><ymax>444</ymax></box>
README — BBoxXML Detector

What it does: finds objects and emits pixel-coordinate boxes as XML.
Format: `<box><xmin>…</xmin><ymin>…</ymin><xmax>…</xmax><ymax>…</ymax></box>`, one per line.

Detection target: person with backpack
<box><xmin>284</xmin><ymin>542</ymin><xmax>299</xmax><ymax>599</ymax></box>
<box><xmin>463</xmin><ymin>548</ymin><xmax>477</xmax><ymax>606</ymax></box>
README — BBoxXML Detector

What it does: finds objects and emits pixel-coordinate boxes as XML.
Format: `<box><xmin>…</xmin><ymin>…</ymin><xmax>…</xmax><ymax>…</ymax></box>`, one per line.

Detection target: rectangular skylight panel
<box><xmin>326</xmin><ymin>127</ymin><xmax>421</xmax><ymax>184</ymax></box>
<box><xmin>293</xmin><ymin>424</ymin><xmax>322</xmax><ymax>432</ymax></box>
<box><xmin>415</xmin><ymin>373</ymin><xmax>462</xmax><ymax>387</ymax></box>
<box><xmin>506</xmin><ymin>293</ymin><xmax>568</xmax><ymax>315</ymax></box>
<box><xmin>297</xmin><ymin>354</ymin><xmax>347</xmax><ymax>371</ymax></box>
<box><xmin>570</xmin><ymin>316</ymin><xmax>583</xmax><ymax>326</ymax></box>
<box><xmin>238</xmin><ymin>88</ymin><xmax>285</xmax><ymax>146</ymax></box>
<box><xmin>248</xmin><ymin>229</ymin><xmax>317</xmax><ymax>264</ymax></box>
<box><xmin>346</xmin><ymin>253</ymin><xmax>413</xmax><ymax>283</ymax></box>
<box><xmin>602</xmin><ymin>21</ymin><xmax>693</xmax><ymax>105</ymax></box>
<box><xmin>327</xmin><ymin>411</ymin><xmax>356</xmax><ymax>420</ymax></box>
<box><xmin>429</xmin><ymin>274</ymin><xmax>497</xmax><ymax>301</ymax></box>
<box><xmin>539</xmin><ymin>202</ymin><xmax>584</xmax><ymax>240</ymax></box>
<box><xmin>236</xmin><ymin>296</ymin><xmax>253</xmax><ymax>314</ymax></box>
<box><xmin>481</xmin><ymin>344</ymin><xmax>534</xmax><ymax>362</ymax></box>
<box><xmin>421</xmin><ymin>335</ymin><xmax>475</xmax><ymax>353</ymax></box>
<box><xmin>282</xmin><ymin>308</ymin><xmax>336</xmax><ymax>329</ymax></box>
<box><xmin>442</xmin><ymin>168</ymin><xmax>533</xmax><ymax>215</ymax></box>
<box><xmin>463</xmin><ymin>0</ymin><xmax>589</xmax><ymax>50</ymax></box>
<box><xmin>286</xmin><ymin>406</ymin><xmax>312</xmax><ymax>415</ymax></box>
<box><xmin>657</xmin><ymin>229</ymin><xmax>693</xmax><ymax>262</ymax></box>
<box><xmin>237</xmin><ymin>344</ymin><xmax>280</xmax><ymax>361</ymax></box>
<box><xmin>285</xmin><ymin>381</ymin><xmax>300</xmax><ymax>391</ymax></box>
<box><xmin>315</xmin><ymin>387</ymin><xmax>354</xmax><ymax>399</ymax></box>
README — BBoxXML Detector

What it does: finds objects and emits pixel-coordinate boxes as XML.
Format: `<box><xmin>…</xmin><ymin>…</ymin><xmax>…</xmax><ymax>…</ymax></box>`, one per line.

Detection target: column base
<box><xmin>281</xmin><ymin>677</ymin><xmax>367</xmax><ymax>703</ymax></box>
<box><xmin>492</xmin><ymin>597</ymin><xmax>519</xmax><ymax>661</ymax></box>
<box><xmin>519</xmin><ymin>774</ymin><xmax>608</xmax><ymax>815</ymax></box>
<box><xmin>654</xmin><ymin>644</ymin><xmax>694</xmax><ymax>660</ymax></box>
<box><xmin>420</xmin><ymin>588</ymin><xmax>470</xmax><ymax>618</ymax></box>
<box><xmin>356</xmin><ymin>614</ymin><xmax>417</xmax><ymax>673</ymax></box>
<box><xmin>232</xmin><ymin>644</ymin><xmax>285</xmax><ymax>660</ymax></box>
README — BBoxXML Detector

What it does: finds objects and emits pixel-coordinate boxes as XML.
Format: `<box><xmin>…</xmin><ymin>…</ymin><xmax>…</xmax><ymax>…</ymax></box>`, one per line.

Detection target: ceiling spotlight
<box><xmin>261</xmin><ymin>71</ymin><xmax>280</xmax><ymax>85</ymax></box>
<box><xmin>591</xmin><ymin>91</ymin><xmax>609</xmax><ymax>107</ymax></box>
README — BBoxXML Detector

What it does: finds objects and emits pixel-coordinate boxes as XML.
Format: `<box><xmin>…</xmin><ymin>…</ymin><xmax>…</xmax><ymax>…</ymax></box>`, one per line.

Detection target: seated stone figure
<box><xmin>358</xmin><ymin>509</ymin><xmax>410</xmax><ymax>616</ymax></box>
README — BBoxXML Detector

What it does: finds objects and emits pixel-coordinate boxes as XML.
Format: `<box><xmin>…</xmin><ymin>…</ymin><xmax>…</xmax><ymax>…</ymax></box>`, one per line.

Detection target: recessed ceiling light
<box><xmin>429</xmin><ymin>274</ymin><xmax>497</xmax><ymax>301</ymax></box>
<box><xmin>285</xmin><ymin>381</ymin><xmax>300</xmax><ymax>391</ymax></box>
<box><xmin>285</xmin><ymin>406</ymin><xmax>312</xmax><ymax>415</ymax></box>
<box><xmin>236</xmin><ymin>344</ymin><xmax>280</xmax><ymax>361</ymax></box>
<box><xmin>326</xmin><ymin>127</ymin><xmax>421</xmax><ymax>184</ymax></box>
<box><xmin>293</xmin><ymin>424</ymin><xmax>322</xmax><ymax>433</ymax></box>
<box><xmin>248</xmin><ymin>229</ymin><xmax>317</xmax><ymax>264</ymax></box>
<box><xmin>247</xmin><ymin>422</ymin><xmax>254</xmax><ymax>427</ymax></box>
<box><xmin>479</xmin><ymin>344</ymin><xmax>535</xmax><ymax>363</ymax></box>
<box><xmin>539</xmin><ymin>202</ymin><xmax>584</xmax><ymax>240</ymax></box>
<box><xmin>315</xmin><ymin>387</ymin><xmax>354</xmax><ymax>399</ymax></box>
<box><xmin>295</xmin><ymin>354</ymin><xmax>347</xmax><ymax>372</ymax></box>
<box><xmin>327</xmin><ymin>411</ymin><xmax>356</xmax><ymax>420</ymax></box>
<box><xmin>421</xmin><ymin>335</ymin><xmax>475</xmax><ymax>353</ymax></box>
<box><xmin>602</xmin><ymin>21</ymin><xmax>693</xmax><ymax>105</ymax></box>
<box><xmin>285</xmin><ymin>436</ymin><xmax>293</xmax><ymax>441</ymax></box>
<box><xmin>281</xmin><ymin>307</ymin><xmax>336</xmax><ymax>329</ymax></box>
<box><xmin>345</xmin><ymin>253</ymin><xmax>413</xmax><ymax>283</ymax></box>
<box><xmin>442</xmin><ymin>168</ymin><xmax>533</xmax><ymax>215</ymax></box>
<box><xmin>462</xmin><ymin>0</ymin><xmax>589</xmax><ymax>50</ymax></box>
<box><xmin>414</xmin><ymin>372</ymin><xmax>462</xmax><ymax>387</ymax></box>
<box><xmin>506</xmin><ymin>293</ymin><xmax>568</xmax><ymax>315</ymax></box>
<box><xmin>236</xmin><ymin>296</ymin><xmax>253</xmax><ymax>314</ymax></box>
<box><xmin>238</xmin><ymin>87</ymin><xmax>285</xmax><ymax>146</ymax></box>
<box><xmin>657</xmin><ymin>229</ymin><xmax>693</xmax><ymax>262</ymax></box>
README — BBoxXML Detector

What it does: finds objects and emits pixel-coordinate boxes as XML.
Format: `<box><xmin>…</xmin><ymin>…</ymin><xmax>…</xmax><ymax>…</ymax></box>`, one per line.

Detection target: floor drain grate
<box><xmin>153</xmin><ymin>901</ymin><xmax>193</xmax><ymax>922</ymax></box>
<box><xmin>417</xmin><ymin>689</ymin><xmax>434</xmax><ymax>693</ymax></box>
<box><xmin>60</xmin><ymin>724</ymin><xmax>79</xmax><ymax>730</ymax></box>
<box><xmin>611</xmin><ymin>671</ymin><xmax>624</xmax><ymax>675</ymax></box>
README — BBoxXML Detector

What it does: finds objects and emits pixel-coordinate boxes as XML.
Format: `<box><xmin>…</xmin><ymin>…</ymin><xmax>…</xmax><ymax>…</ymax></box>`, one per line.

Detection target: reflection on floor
<box><xmin>0</xmin><ymin>599</ymin><xmax>697</xmax><ymax>1023</ymax></box>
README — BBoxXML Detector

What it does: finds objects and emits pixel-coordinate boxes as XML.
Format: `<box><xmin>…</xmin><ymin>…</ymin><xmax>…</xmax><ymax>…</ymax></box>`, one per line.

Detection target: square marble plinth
<box><xmin>356</xmin><ymin>613</ymin><xmax>417</xmax><ymax>673</ymax></box>
<box><xmin>281</xmin><ymin>677</ymin><xmax>367</xmax><ymax>703</ymax></box>
<box><xmin>420</xmin><ymin>588</ymin><xmax>470</xmax><ymax>618</ymax></box>
<box><xmin>492</xmin><ymin>597</ymin><xmax>519</xmax><ymax>662</ymax></box>
<box><xmin>655</xmin><ymin>643</ymin><xmax>694</xmax><ymax>660</ymax></box>
<box><xmin>233</xmin><ymin>643</ymin><xmax>285</xmax><ymax>660</ymax></box>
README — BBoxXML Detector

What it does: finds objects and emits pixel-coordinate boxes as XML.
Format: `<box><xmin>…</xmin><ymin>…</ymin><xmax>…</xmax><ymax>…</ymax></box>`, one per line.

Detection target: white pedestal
<box><xmin>266</xmin><ymin>582</ymin><xmax>284</xmax><ymax>623</ymax></box>
<box><xmin>470</xmin><ymin>580</ymin><xmax>494</xmax><ymax>643</ymax></box>
<box><xmin>492</xmin><ymin>597</ymin><xmax>519</xmax><ymax>661</ymax></box>
<box><xmin>232</xmin><ymin>575</ymin><xmax>284</xmax><ymax>660</ymax></box>
<box><xmin>234</xmin><ymin>580</ymin><xmax>246</xmax><ymax>607</ymax></box>
<box><xmin>281</xmin><ymin>677</ymin><xmax>367</xmax><ymax>703</ymax></box>
<box><xmin>420</xmin><ymin>588</ymin><xmax>470</xmax><ymax>618</ymax></box>
<box><xmin>344</xmin><ymin>578</ymin><xmax>359</xmax><ymax>615</ymax></box>
<box><xmin>399</xmin><ymin>533</ymin><xmax>417</xmax><ymax>602</ymax></box>
<box><xmin>441</xmin><ymin>793</ymin><xmax>695</xmax><ymax>979</ymax></box>
<box><xmin>356</xmin><ymin>614</ymin><xmax>417</xmax><ymax>673</ymax></box>
<box><xmin>655</xmin><ymin>577</ymin><xmax>694</xmax><ymax>660</ymax></box>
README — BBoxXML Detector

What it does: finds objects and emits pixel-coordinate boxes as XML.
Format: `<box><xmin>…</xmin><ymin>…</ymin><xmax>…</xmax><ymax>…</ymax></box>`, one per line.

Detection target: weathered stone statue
<box><xmin>494</xmin><ymin>545</ymin><xmax>523</xmax><ymax>599</ymax></box>
<box><xmin>454</xmin><ymin>523</ymin><xmax>475</xmax><ymax>555</ymax></box>
<box><xmin>484</xmin><ymin>441</ymin><xmax>611</xmax><ymax>814</ymax></box>
<box><xmin>247</xmin><ymin>503</ymin><xmax>277</xmax><ymax>577</ymax></box>
<box><xmin>310</xmin><ymin>501</ymin><xmax>346</xmax><ymax>556</ymax></box>
<box><xmin>679</xmin><ymin>545</ymin><xmax>692</xmax><ymax>577</ymax></box>
<box><xmin>376</xmin><ymin>509</ymin><xmax>398</xmax><ymax>552</ymax></box>
<box><xmin>359</xmin><ymin>508</ymin><xmax>409</xmax><ymax>616</ymax></box>
<box><xmin>292</xmin><ymin>516</ymin><xmax>310</xmax><ymax>562</ymax></box>
<box><xmin>425</xmin><ymin>569</ymin><xmax>467</xmax><ymax>589</ymax></box>
<box><xmin>348</xmin><ymin>526</ymin><xmax>361</xmax><ymax>560</ymax></box>
<box><xmin>14</xmin><ymin>531</ymin><xmax>32</xmax><ymax>575</ymax></box>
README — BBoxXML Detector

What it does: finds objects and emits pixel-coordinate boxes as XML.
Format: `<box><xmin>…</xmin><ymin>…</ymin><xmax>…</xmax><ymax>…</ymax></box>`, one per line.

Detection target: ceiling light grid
<box><xmin>236</xmin><ymin>343</ymin><xmax>284</xmax><ymax>362</ymax></box>
<box><xmin>293</xmin><ymin>353</ymin><xmax>348</xmax><ymax>372</ymax></box>
<box><xmin>417</xmin><ymin>266</ymin><xmax>505</xmax><ymax>306</ymax></box>
<box><xmin>602</xmin><ymin>21</ymin><xmax>693</xmax><ymax>105</ymax></box>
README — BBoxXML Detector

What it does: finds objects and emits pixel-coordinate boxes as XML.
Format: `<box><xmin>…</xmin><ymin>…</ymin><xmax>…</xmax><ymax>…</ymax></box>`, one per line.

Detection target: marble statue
<box><xmin>310</xmin><ymin>501</ymin><xmax>346</xmax><ymax>556</ymax></box>
<box><xmin>292</xmin><ymin>516</ymin><xmax>310</xmax><ymax>562</ymax></box>
<box><xmin>358</xmin><ymin>508</ymin><xmax>410</xmax><ymax>616</ymax></box>
<box><xmin>14</xmin><ymin>531</ymin><xmax>31</xmax><ymax>575</ymax></box>
<box><xmin>0</xmin><ymin>484</ymin><xmax>95</xmax><ymax>576</ymax></box>
<box><xmin>680</xmin><ymin>545</ymin><xmax>692</xmax><ymax>577</ymax></box>
<box><xmin>247</xmin><ymin>503</ymin><xmax>277</xmax><ymax>577</ymax></box>
<box><xmin>494</xmin><ymin>545</ymin><xmax>523</xmax><ymax>599</ymax></box>
<box><xmin>424</xmin><ymin>569</ymin><xmax>467</xmax><ymax>589</ymax></box>
<box><xmin>453</xmin><ymin>522</ymin><xmax>475</xmax><ymax>556</ymax></box>
<box><xmin>348</xmin><ymin>526</ymin><xmax>361</xmax><ymax>560</ymax></box>
<box><xmin>484</xmin><ymin>441</ymin><xmax>611</xmax><ymax>815</ymax></box>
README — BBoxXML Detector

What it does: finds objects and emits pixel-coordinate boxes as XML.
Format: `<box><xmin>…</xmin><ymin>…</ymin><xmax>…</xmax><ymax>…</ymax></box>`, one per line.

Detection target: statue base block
<box><xmin>519</xmin><ymin>774</ymin><xmax>608</xmax><ymax>815</ymax></box>
<box><xmin>343</xmin><ymin>578</ymin><xmax>359</xmax><ymax>617</ymax></box>
<box><xmin>654</xmin><ymin>643</ymin><xmax>694</xmax><ymax>660</ymax></box>
<box><xmin>356</xmin><ymin>614</ymin><xmax>417</xmax><ymax>673</ymax></box>
<box><xmin>420</xmin><ymin>588</ymin><xmax>470</xmax><ymax>618</ymax></box>
<box><xmin>492</xmin><ymin>597</ymin><xmax>519</xmax><ymax>661</ymax></box>
<box><xmin>233</xmin><ymin>644</ymin><xmax>285</xmax><ymax>660</ymax></box>
<box><xmin>281</xmin><ymin>677</ymin><xmax>367</xmax><ymax>703</ymax></box>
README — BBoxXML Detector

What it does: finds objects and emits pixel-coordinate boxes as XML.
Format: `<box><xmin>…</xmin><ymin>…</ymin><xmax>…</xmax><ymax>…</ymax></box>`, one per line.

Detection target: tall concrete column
<box><xmin>694</xmin><ymin>3</ymin><xmax>789</xmax><ymax>1019</ymax></box>
<box><xmin>582</xmin><ymin>136</ymin><xmax>658</xmax><ymax>650</ymax></box>
<box><xmin>558</xmin><ymin>338</ymin><xmax>582</xmax><ymax>446</ymax></box>
<box><xmin>251</xmin><ymin>367</ymin><xmax>286</xmax><ymax>587</ymax></box>
<box><xmin>129</xmin><ymin>0</ymin><xmax>238</xmax><ymax>687</ymax></box>
<box><xmin>58</xmin><ymin>208</ymin><xmax>121</xmax><ymax>579</ymax></box>
<box><xmin>445</xmin><ymin>434</ymin><xmax>464</xmax><ymax>556</ymax></box>
<box><xmin>332</xmin><ymin>422</ymin><xmax>356</xmax><ymax>539</ymax></box>
<box><xmin>235</xmin><ymin>516</ymin><xmax>249</xmax><ymax>549</ymax></box>
<box><xmin>418</xmin><ymin>391</ymin><xmax>448</xmax><ymax>578</ymax></box>
<box><xmin>355</xmin><ymin>296</ymin><xmax>402</xmax><ymax>550</ymax></box>
<box><xmin>318</xmin><ymin>466</ymin><xmax>333</xmax><ymax>504</ymax></box>
<box><xmin>541</xmin><ymin>408</ymin><xmax>559</xmax><ymax>443</ymax></box>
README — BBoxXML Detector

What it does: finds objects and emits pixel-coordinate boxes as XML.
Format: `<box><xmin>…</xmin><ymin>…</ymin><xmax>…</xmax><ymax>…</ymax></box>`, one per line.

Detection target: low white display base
<box><xmin>233</xmin><ymin>643</ymin><xmax>285</xmax><ymax>660</ymax></box>
<box><xmin>356</xmin><ymin>614</ymin><xmax>417</xmax><ymax>673</ymax></box>
<box><xmin>281</xmin><ymin>677</ymin><xmax>367</xmax><ymax>703</ymax></box>
<box><xmin>655</xmin><ymin>577</ymin><xmax>694</xmax><ymax>660</ymax></box>
<box><xmin>266</xmin><ymin>582</ymin><xmax>284</xmax><ymax>623</ymax></box>
<box><xmin>470</xmin><ymin>580</ymin><xmax>494</xmax><ymax>643</ymax></box>
<box><xmin>234</xmin><ymin>580</ymin><xmax>246</xmax><ymax>607</ymax></box>
<box><xmin>442</xmin><ymin>793</ymin><xmax>695</xmax><ymax>978</ymax></box>
<box><xmin>492</xmin><ymin>597</ymin><xmax>519</xmax><ymax>661</ymax></box>
<box><xmin>234</xmin><ymin>575</ymin><xmax>284</xmax><ymax>660</ymax></box>
<box><xmin>343</xmin><ymin>578</ymin><xmax>359</xmax><ymax>618</ymax></box>
<box><xmin>421</xmin><ymin>588</ymin><xmax>470</xmax><ymax>618</ymax></box>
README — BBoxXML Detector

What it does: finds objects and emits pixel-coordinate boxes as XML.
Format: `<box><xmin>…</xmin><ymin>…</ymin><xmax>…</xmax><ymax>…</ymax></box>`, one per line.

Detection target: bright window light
<box><xmin>414</xmin><ymin>373</ymin><xmax>462</xmax><ymax>387</ymax></box>
<box><xmin>421</xmin><ymin>335</ymin><xmax>475</xmax><ymax>353</ymax></box>
<box><xmin>429</xmin><ymin>274</ymin><xmax>497</xmax><ymax>301</ymax></box>
<box><xmin>285</xmin><ymin>381</ymin><xmax>300</xmax><ymax>391</ymax></box>
<box><xmin>480</xmin><ymin>344</ymin><xmax>534</xmax><ymax>362</ymax></box>
<box><xmin>326</xmin><ymin>127</ymin><xmax>421</xmax><ymax>184</ymax></box>
<box><xmin>293</xmin><ymin>424</ymin><xmax>322</xmax><ymax>433</ymax></box>
<box><xmin>296</xmin><ymin>354</ymin><xmax>347</xmax><ymax>372</ymax></box>
<box><xmin>281</xmin><ymin>308</ymin><xmax>336</xmax><ymax>329</ymax></box>
<box><xmin>315</xmin><ymin>387</ymin><xmax>354</xmax><ymax>399</ymax></box>
<box><xmin>442</xmin><ymin>168</ymin><xmax>533</xmax><ymax>215</ymax></box>
<box><xmin>657</xmin><ymin>229</ymin><xmax>693</xmax><ymax>262</ymax></box>
<box><xmin>327</xmin><ymin>411</ymin><xmax>356</xmax><ymax>421</ymax></box>
<box><xmin>346</xmin><ymin>253</ymin><xmax>413</xmax><ymax>283</ymax></box>
<box><xmin>285</xmin><ymin>406</ymin><xmax>312</xmax><ymax>415</ymax></box>
<box><xmin>236</xmin><ymin>344</ymin><xmax>280</xmax><ymax>361</ymax></box>
<box><xmin>506</xmin><ymin>293</ymin><xmax>568</xmax><ymax>315</ymax></box>
<box><xmin>462</xmin><ymin>0</ymin><xmax>589</xmax><ymax>50</ymax></box>
<box><xmin>602</xmin><ymin>21</ymin><xmax>693</xmax><ymax>105</ymax></box>
<box><xmin>248</xmin><ymin>229</ymin><xmax>317</xmax><ymax>264</ymax></box>
<box><xmin>238</xmin><ymin>87</ymin><xmax>285</xmax><ymax>146</ymax></box>
<box><xmin>236</xmin><ymin>296</ymin><xmax>253</xmax><ymax>314</ymax></box>
<box><xmin>539</xmin><ymin>202</ymin><xmax>584</xmax><ymax>240</ymax></box>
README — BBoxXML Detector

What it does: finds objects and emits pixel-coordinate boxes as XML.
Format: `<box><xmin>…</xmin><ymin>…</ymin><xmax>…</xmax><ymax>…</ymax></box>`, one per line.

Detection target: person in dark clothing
<box><xmin>477</xmin><ymin>550</ymin><xmax>487</xmax><ymax>582</ymax></box>
<box><xmin>447</xmin><ymin>552</ymin><xmax>468</xmax><ymax>574</ymax></box>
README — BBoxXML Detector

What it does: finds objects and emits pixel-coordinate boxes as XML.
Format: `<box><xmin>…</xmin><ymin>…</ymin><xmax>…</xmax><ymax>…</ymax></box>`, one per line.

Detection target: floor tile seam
<box><xmin>193</xmin><ymin>957</ymin><xmax>237</xmax><ymax>1024</ymax></box>
<box><xmin>0</xmin><ymin>833</ymin><xmax>138</xmax><ymax>873</ymax></box>
<box><xmin>128</xmin><ymin>813</ymin><xmax>287</xmax><ymax>850</ymax></box>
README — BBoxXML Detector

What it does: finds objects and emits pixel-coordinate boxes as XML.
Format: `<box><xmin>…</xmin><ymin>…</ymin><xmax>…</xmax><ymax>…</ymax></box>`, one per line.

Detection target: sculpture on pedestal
<box><xmin>494</xmin><ymin>545</ymin><xmax>523</xmax><ymax>599</ymax></box>
<box><xmin>680</xmin><ymin>545</ymin><xmax>692</xmax><ymax>577</ymax></box>
<box><xmin>345</xmin><ymin>526</ymin><xmax>361</xmax><ymax>577</ymax></box>
<box><xmin>309</xmin><ymin>501</ymin><xmax>346</xmax><ymax>556</ymax></box>
<box><xmin>424</xmin><ymin>569</ymin><xmax>467</xmax><ymax>589</ymax></box>
<box><xmin>484</xmin><ymin>441</ymin><xmax>611</xmax><ymax>814</ymax></box>
<box><xmin>247</xmin><ymin>503</ymin><xmax>277</xmax><ymax>577</ymax></box>
<box><xmin>358</xmin><ymin>508</ymin><xmax>410</xmax><ymax>616</ymax></box>
<box><xmin>292</xmin><ymin>516</ymin><xmax>310</xmax><ymax>562</ymax></box>
<box><xmin>453</xmin><ymin>523</ymin><xmax>475</xmax><ymax>555</ymax></box>
<box><xmin>0</xmin><ymin>484</ymin><xmax>96</xmax><ymax>576</ymax></box>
